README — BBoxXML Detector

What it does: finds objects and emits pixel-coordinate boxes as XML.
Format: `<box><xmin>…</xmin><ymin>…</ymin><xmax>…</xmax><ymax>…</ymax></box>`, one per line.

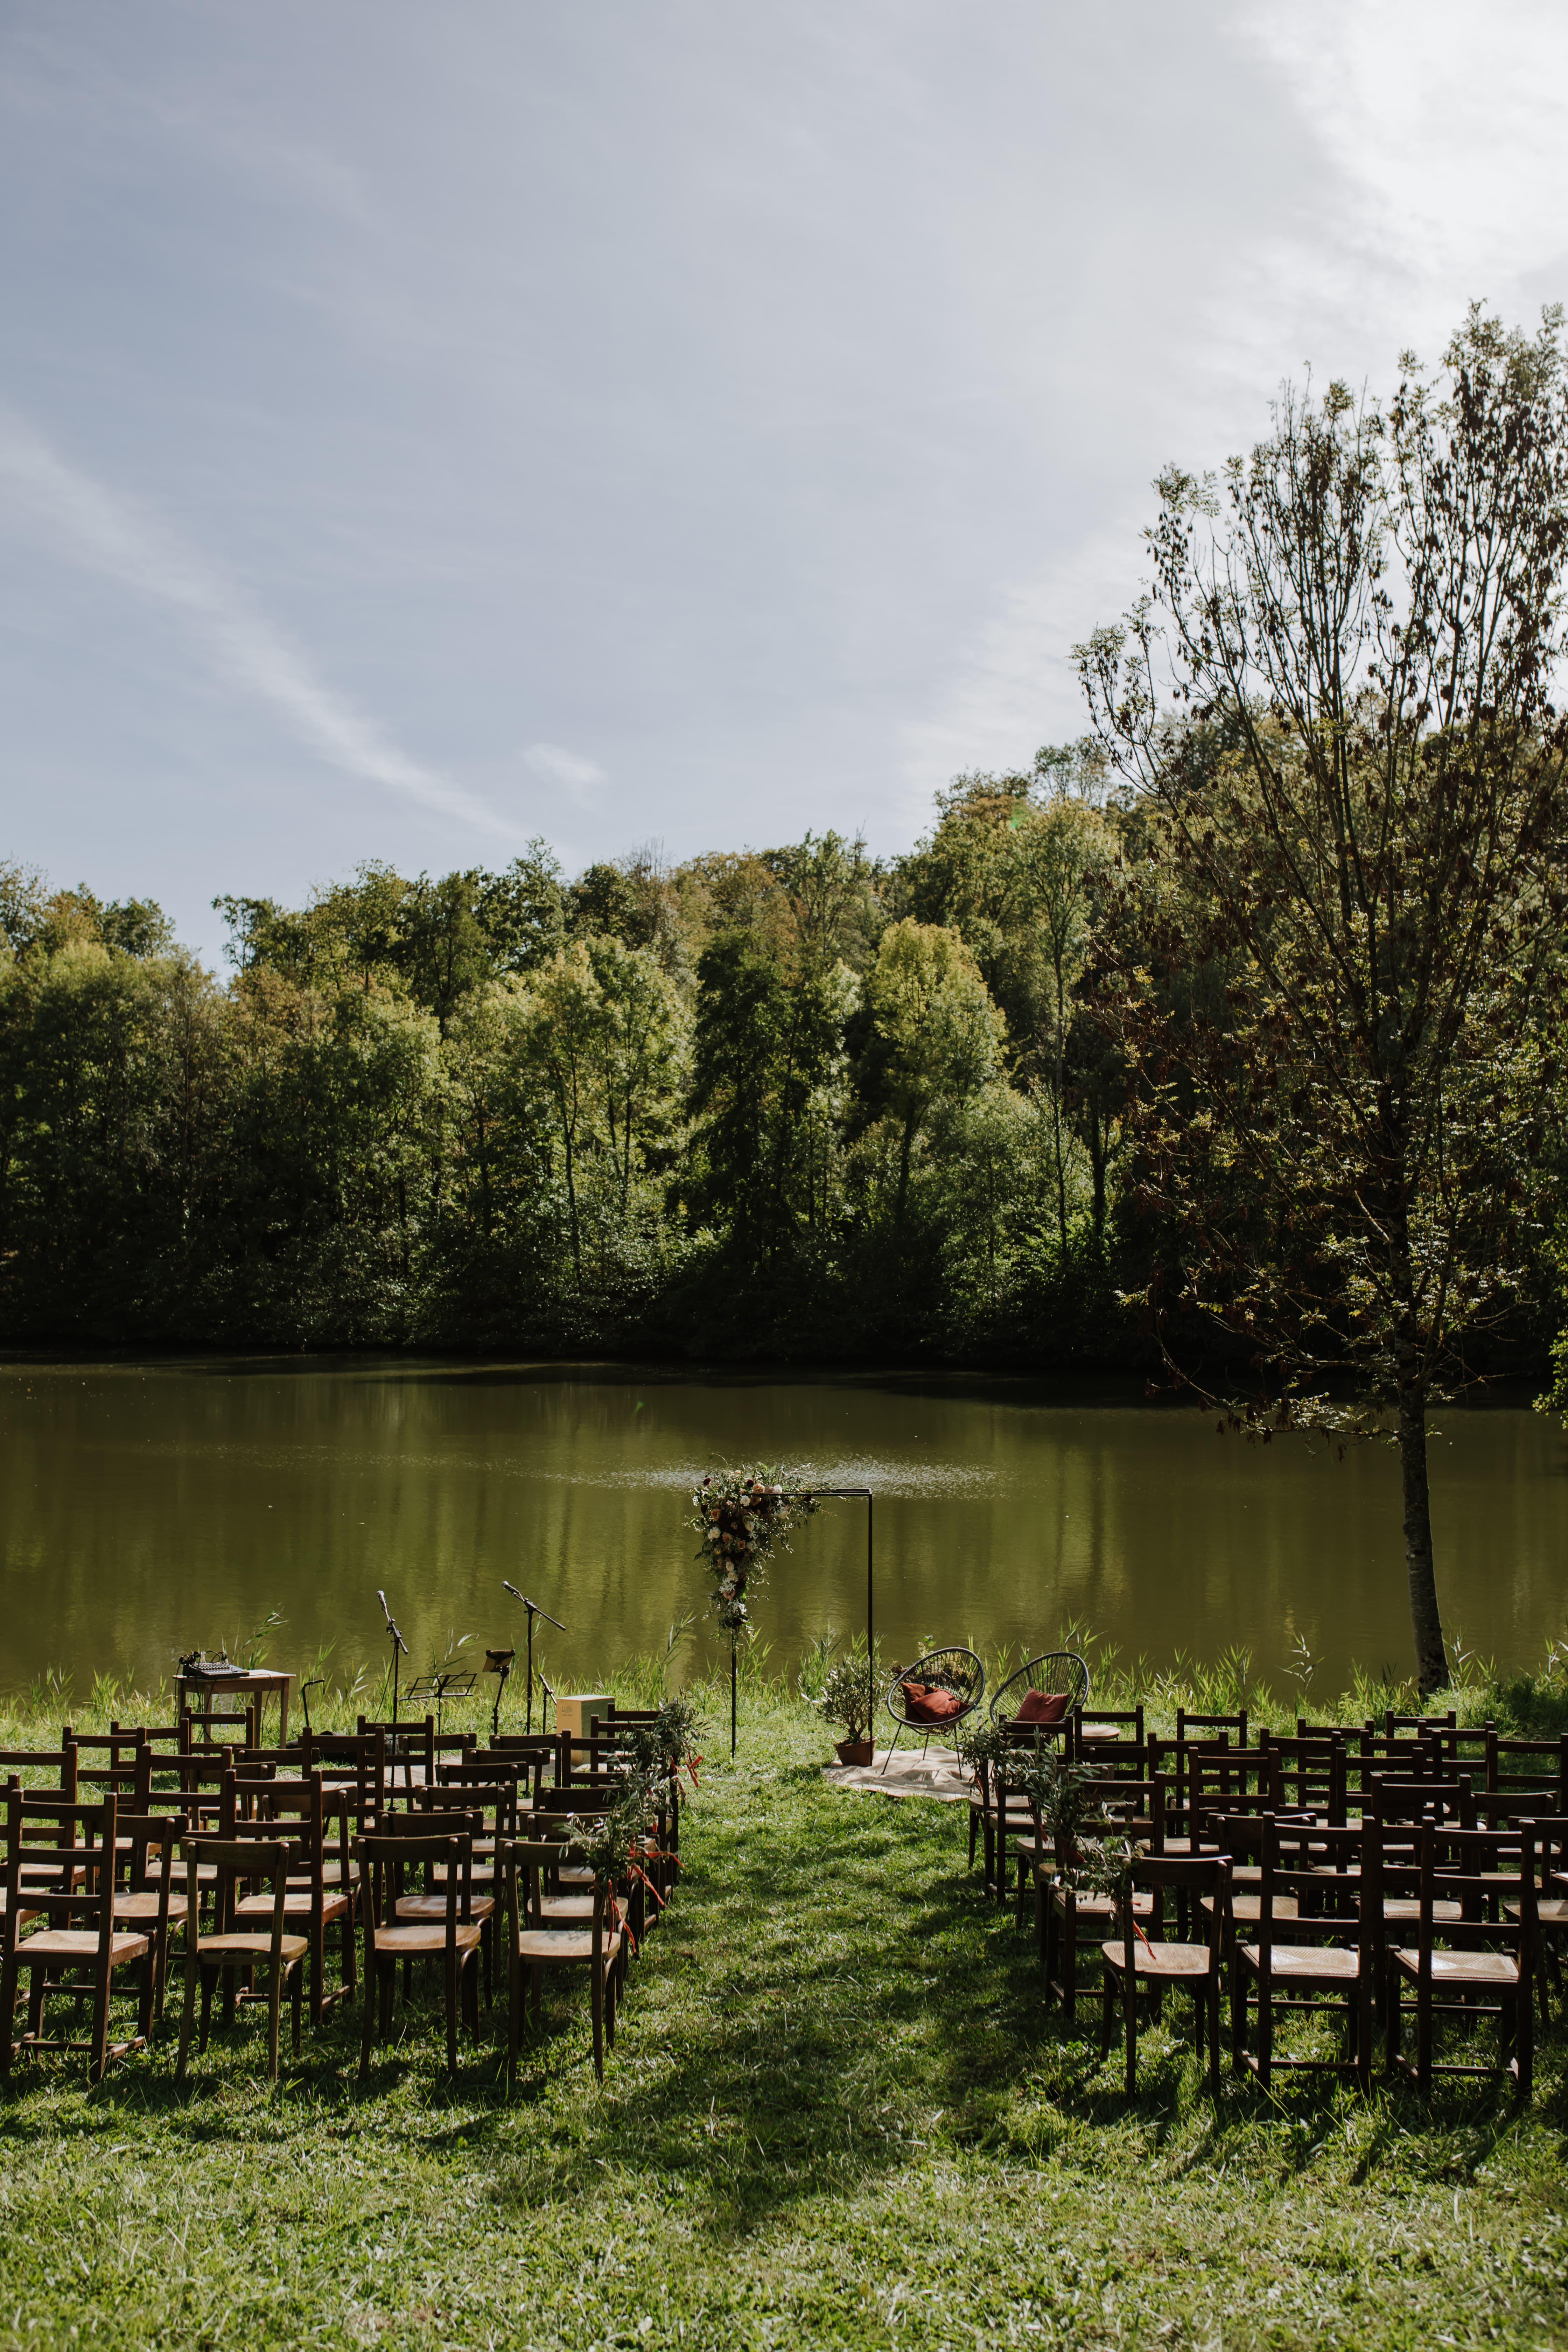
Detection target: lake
<box><xmin>0</xmin><ymin>1357</ymin><xmax>1564</xmax><ymax>1703</ymax></box>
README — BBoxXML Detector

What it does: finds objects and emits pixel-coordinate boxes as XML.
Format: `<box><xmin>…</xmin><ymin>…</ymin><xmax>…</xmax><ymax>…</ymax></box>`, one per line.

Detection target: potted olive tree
<box><xmin>816</xmin><ymin>1653</ymin><xmax>880</xmax><ymax>1766</ymax></box>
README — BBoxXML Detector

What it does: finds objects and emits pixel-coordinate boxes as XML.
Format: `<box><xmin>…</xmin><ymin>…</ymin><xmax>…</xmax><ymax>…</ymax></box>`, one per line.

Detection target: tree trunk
<box><xmin>1397</xmin><ymin>1379</ymin><xmax>1448</xmax><ymax>1695</ymax></box>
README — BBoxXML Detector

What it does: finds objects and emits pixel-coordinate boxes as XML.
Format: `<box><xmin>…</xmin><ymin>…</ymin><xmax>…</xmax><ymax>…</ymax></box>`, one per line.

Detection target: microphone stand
<box><xmin>502</xmin><ymin>1582</ymin><xmax>566</xmax><ymax>1734</ymax></box>
<box><xmin>377</xmin><ymin>1587</ymin><xmax>408</xmax><ymax>1736</ymax></box>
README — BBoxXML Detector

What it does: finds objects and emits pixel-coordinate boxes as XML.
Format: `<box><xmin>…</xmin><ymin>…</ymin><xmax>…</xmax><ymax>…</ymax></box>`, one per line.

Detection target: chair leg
<box><xmin>1207</xmin><ymin>1976</ymin><xmax>1221</xmax><ymax>2099</ymax></box>
<box><xmin>177</xmin><ymin>1952</ymin><xmax>197</xmax><ymax>2081</ymax></box>
<box><xmin>1256</xmin><ymin>1971</ymin><xmax>1273</xmax><ymax>2091</ymax></box>
<box><xmin>199</xmin><ymin>1965</ymin><xmax>214</xmax><ymax>2054</ymax></box>
<box><xmin>1124</xmin><ymin>1967</ymin><xmax>1138</xmax><ymax>2098</ymax></box>
<box><xmin>292</xmin><ymin>1961</ymin><xmax>302</xmax><ymax>2058</ymax></box>
<box><xmin>89</xmin><ymin>1945</ymin><xmax>113</xmax><ymax>2088</ymax></box>
<box><xmin>0</xmin><ymin>1946</ymin><xmax>16</xmax><ymax>2085</ymax></box>
<box><xmin>444</xmin><ymin>1947</ymin><xmax>458</xmax><ymax>2073</ymax></box>
<box><xmin>1354</xmin><ymin>1966</ymin><xmax>1371</xmax><ymax>2093</ymax></box>
<box><xmin>359</xmin><ymin>1958</ymin><xmax>376</xmax><ymax>2078</ymax></box>
<box><xmin>1416</xmin><ymin>1970</ymin><xmax>1432</xmax><ymax>2095</ymax></box>
<box><xmin>267</xmin><ymin>1961</ymin><xmax>281</xmax><ymax>2084</ymax></box>
<box><xmin>591</xmin><ymin>1961</ymin><xmax>604</xmax><ymax>2082</ymax></box>
<box><xmin>1231</xmin><ymin>1963</ymin><xmax>1247</xmax><ymax>2078</ymax></box>
<box><xmin>1385</xmin><ymin>1969</ymin><xmax>1401</xmax><ymax>2078</ymax></box>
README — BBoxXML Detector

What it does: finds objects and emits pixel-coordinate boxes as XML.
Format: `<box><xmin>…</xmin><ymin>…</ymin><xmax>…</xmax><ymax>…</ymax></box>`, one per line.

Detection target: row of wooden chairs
<box><xmin>967</xmin><ymin>1707</ymin><xmax>1566</xmax><ymax>2099</ymax></box>
<box><xmin>0</xmin><ymin>1702</ymin><xmax>680</xmax><ymax>2086</ymax></box>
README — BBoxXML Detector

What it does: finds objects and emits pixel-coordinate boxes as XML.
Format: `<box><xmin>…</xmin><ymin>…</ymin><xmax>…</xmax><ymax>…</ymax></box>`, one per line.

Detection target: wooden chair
<box><xmin>0</xmin><ymin>1782</ymin><xmax>154</xmax><ymax>2085</ymax></box>
<box><xmin>175</xmin><ymin>1836</ymin><xmax>307</xmax><ymax>2082</ymax></box>
<box><xmin>1387</xmin><ymin>1821</ymin><xmax>1536</xmax><ymax>2099</ymax></box>
<box><xmin>1504</xmin><ymin>1815</ymin><xmax>1567</xmax><ymax>2024</ymax></box>
<box><xmin>499</xmin><ymin>1836</ymin><xmax>623</xmax><ymax>2085</ymax></box>
<box><xmin>356</xmin><ymin>1827</ymin><xmax>482</xmax><ymax>2074</ymax></box>
<box><xmin>108</xmin><ymin>1809</ymin><xmax>184</xmax><ymax>2024</ymax></box>
<box><xmin>1100</xmin><ymin>1855</ymin><xmax>1230</xmax><ymax>2095</ymax></box>
<box><xmin>407</xmin><ymin>1785</ymin><xmax>511</xmax><ymax>1995</ymax></box>
<box><xmin>225</xmin><ymin>1771</ymin><xmax>356</xmax><ymax>2025</ymax></box>
<box><xmin>1038</xmin><ymin>1778</ymin><xmax>1166</xmax><ymax>2019</ymax></box>
<box><xmin>1230</xmin><ymin>1819</ymin><xmax>1378</xmax><ymax>2090</ymax></box>
<box><xmin>358</xmin><ymin>1713</ymin><xmax>435</xmax><ymax>1797</ymax></box>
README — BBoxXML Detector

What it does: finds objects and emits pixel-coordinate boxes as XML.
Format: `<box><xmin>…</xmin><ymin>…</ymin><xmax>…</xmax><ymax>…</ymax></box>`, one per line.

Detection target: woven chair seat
<box><xmin>1391</xmin><ymin>1947</ymin><xmax>1519</xmax><ymax>1988</ymax></box>
<box><xmin>1240</xmin><ymin>1943</ymin><xmax>1360</xmax><ymax>1981</ymax></box>
<box><xmin>1100</xmin><ymin>1938</ymin><xmax>1212</xmax><ymax>1979</ymax></box>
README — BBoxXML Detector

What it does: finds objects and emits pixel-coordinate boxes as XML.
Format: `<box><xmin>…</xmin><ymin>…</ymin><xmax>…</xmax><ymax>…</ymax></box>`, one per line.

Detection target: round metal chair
<box><xmin>881</xmin><ymin>1648</ymin><xmax>985</xmax><ymax>1770</ymax></box>
<box><xmin>988</xmin><ymin>1650</ymin><xmax>1090</xmax><ymax>1727</ymax></box>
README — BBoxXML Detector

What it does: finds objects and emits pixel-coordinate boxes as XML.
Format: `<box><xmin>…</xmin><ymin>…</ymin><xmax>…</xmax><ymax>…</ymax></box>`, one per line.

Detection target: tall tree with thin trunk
<box><xmin>1078</xmin><ymin>308</ymin><xmax>1568</xmax><ymax>1694</ymax></box>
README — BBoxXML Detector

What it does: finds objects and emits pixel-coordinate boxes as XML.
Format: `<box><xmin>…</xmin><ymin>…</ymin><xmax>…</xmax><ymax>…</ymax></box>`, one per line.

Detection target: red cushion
<box><xmin>1015</xmin><ymin>1689</ymin><xmax>1069</xmax><ymax>1726</ymax></box>
<box><xmin>901</xmin><ymin>1680</ymin><xmax>929</xmax><ymax>1709</ymax></box>
<box><xmin>907</xmin><ymin>1686</ymin><xmax>962</xmax><ymax>1724</ymax></box>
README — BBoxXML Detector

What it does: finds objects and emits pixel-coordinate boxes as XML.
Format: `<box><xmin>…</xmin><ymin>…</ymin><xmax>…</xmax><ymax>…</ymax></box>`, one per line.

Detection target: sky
<box><xmin>2</xmin><ymin>1</ymin><xmax>1567</xmax><ymax>966</ymax></box>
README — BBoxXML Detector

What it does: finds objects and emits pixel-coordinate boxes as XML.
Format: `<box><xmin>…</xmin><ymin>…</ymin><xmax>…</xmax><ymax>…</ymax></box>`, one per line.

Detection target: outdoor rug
<box><xmin>821</xmin><ymin>1748</ymin><xmax>973</xmax><ymax>1804</ymax></box>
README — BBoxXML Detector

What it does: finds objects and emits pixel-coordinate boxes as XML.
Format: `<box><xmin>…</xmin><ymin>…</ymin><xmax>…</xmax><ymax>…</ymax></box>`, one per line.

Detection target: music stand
<box><xmin>502</xmin><ymin>1583</ymin><xmax>566</xmax><ymax>1733</ymax></box>
<box><xmin>404</xmin><ymin>1668</ymin><xmax>478</xmax><ymax>1738</ymax></box>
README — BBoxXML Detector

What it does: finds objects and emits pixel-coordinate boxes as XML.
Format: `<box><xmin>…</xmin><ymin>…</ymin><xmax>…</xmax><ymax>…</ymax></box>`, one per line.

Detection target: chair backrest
<box><xmin>1387</xmin><ymin>1708</ymin><xmax>1456</xmax><ymax>1737</ymax></box>
<box><xmin>180</xmin><ymin>1834</ymin><xmax>289</xmax><ymax>1945</ymax></box>
<box><xmin>1066</xmin><ymin>1774</ymin><xmax>1168</xmax><ymax>1856</ymax></box>
<box><xmin>1408</xmin><ymin>1820</ymin><xmax>1538</xmax><ymax>1953</ymax></box>
<box><xmin>1364</xmin><ymin>1773</ymin><xmax>1476</xmax><ymax>1828</ymax></box>
<box><xmin>1178</xmin><ymin>1707</ymin><xmax>1247</xmax><ymax>1748</ymax></box>
<box><xmin>1486</xmin><ymin>1732</ymin><xmax>1567</xmax><ymax>1808</ymax></box>
<box><xmin>412</xmin><ymin>1781</ymin><xmax>516</xmax><ymax>1835</ymax></box>
<box><xmin>2</xmin><ymin>1780</ymin><xmax>118</xmax><ymax>1944</ymax></box>
<box><xmin>988</xmin><ymin>1652</ymin><xmax>1090</xmax><ymax>1724</ymax></box>
<box><xmin>454</xmin><ymin>1747</ymin><xmax>551</xmax><ymax>1806</ymax></box>
<box><xmin>356</xmin><ymin>1826</ymin><xmax>471</xmax><ymax>1928</ymax></box>
<box><xmin>1115</xmin><ymin>1851</ymin><xmax>1229</xmax><ymax>1961</ymax></box>
<box><xmin>358</xmin><ymin>1713</ymin><xmax>435</xmax><ymax>1784</ymax></box>
<box><xmin>498</xmin><ymin>1835</ymin><xmax>611</xmax><ymax>1944</ymax></box>
<box><xmin>1256</xmin><ymin>1818</ymin><xmax>1379</xmax><ymax>1955</ymax></box>
<box><xmin>0</xmin><ymin>1746</ymin><xmax>79</xmax><ymax>1799</ymax></box>
<box><xmin>1070</xmin><ymin>1707</ymin><xmax>1144</xmax><ymax>1768</ymax></box>
<box><xmin>1259</xmin><ymin>1730</ymin><xmax>1347</xmax><ymax>1823</ymax></box>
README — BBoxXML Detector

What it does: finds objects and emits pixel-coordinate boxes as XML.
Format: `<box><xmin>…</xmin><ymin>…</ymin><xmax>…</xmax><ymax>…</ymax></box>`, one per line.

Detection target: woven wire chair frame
<box><xmin>881</xmin><ymin>1647</ymin><xmax>985</xmax><ymax>1770</ymax></box>
<box><xmin>988</xmin><ymin>1651</ymin><xmax>1090</xmax><ymax>1725</ymax></box>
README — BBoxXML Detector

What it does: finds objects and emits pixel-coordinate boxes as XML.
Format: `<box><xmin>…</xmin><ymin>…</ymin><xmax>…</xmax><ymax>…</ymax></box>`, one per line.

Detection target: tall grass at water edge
<box><xmin>7</xmin><ymin>1612</ymin><xmax>1568</xmax><ymax>1749</ymax></box>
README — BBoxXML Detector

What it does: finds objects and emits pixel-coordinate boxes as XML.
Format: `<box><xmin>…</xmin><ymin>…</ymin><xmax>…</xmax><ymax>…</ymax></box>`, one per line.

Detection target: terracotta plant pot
<box><xmin>834</xmin><ymin>1738</ymin><xmax>875</xmax><ymax>1767</ymax></box>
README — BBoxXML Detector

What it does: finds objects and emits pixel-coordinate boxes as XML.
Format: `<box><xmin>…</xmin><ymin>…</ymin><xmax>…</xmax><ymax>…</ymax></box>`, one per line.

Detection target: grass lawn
<box><xmin>0</xmin><ymin>1692</ymin><xmax>1564</xmax><ymax>2349</ymax></box>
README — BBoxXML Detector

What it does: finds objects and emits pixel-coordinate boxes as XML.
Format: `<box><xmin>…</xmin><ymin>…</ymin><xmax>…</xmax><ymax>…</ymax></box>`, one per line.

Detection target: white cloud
<box><xmin>1233</xmin><ymin>0</ymin><xmax>1568</xmax><ymax>344</ymax></box>
<box><xmin>524</xmin><ymin>742</ymin><xmax>606</xmax><ymax>797</ymax></box>
<box><xmin>0</xmin><ymin>407</ymin><xmax>507</xmax><ymax>835</ymax></box>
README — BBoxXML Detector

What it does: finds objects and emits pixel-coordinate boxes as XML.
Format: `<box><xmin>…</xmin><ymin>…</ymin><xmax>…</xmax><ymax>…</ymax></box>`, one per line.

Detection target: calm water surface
<box><xmin>1</xmin><ymin>1358</ymin><xmax>1564</xmax><ymax>1698</ymax></box>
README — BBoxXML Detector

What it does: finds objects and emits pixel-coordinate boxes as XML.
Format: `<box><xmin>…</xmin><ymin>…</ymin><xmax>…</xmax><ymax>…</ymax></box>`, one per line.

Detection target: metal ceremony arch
<box><xmin>721</xmin><ymin>1484</ymin><xmax>875</xmax><ymax>1757</ymax></box>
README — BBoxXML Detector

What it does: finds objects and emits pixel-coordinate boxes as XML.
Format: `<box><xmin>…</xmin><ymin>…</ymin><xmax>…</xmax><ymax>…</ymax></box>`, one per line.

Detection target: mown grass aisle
<box><xmin>0</xmin><ymin>1693</ymin><xmax>1564</xmax><ymax>2347</ymax></box>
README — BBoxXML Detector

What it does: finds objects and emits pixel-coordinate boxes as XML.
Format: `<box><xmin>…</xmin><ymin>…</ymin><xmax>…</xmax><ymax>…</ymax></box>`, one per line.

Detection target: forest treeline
<box><xmin>0</xmin><ymin>752</ymin><xmax>1140</xmax><ymax>1361</ymax></box>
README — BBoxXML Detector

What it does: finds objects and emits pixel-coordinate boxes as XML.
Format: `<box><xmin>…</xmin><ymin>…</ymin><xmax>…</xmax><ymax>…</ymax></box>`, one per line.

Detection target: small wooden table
<box><xmin>176</xmin><ymin>1668</ymin><xmax>293</xmax><ymax>1747</ymax></box>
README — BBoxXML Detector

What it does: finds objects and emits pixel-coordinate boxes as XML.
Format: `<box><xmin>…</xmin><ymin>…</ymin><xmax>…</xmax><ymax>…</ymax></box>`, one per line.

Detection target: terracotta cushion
<box><xmin>1015</xmin><ymin>1689</ymin><xmax>1069</xmax><ymax>1726</ymax></box>
<box><xmin>904</xmin><ymin>1682</ymin><xmax>962</xmax><ymax>1724</ymax></box>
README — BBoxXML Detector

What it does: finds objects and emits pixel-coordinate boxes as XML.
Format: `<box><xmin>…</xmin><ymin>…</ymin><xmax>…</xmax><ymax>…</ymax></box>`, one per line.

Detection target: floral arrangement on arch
<box><xmin>689</xmin><ymin>1466</ymin><xmax>819</xmax><ymax>1634</ymax></box>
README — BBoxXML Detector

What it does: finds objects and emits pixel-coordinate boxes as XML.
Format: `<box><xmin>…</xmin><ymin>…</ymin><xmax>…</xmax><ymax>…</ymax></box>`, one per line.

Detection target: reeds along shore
<box><xmin>4</xmin><ymin>1622</ymin><xmax>1565</xmax><ymax>1750</ymax></box>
